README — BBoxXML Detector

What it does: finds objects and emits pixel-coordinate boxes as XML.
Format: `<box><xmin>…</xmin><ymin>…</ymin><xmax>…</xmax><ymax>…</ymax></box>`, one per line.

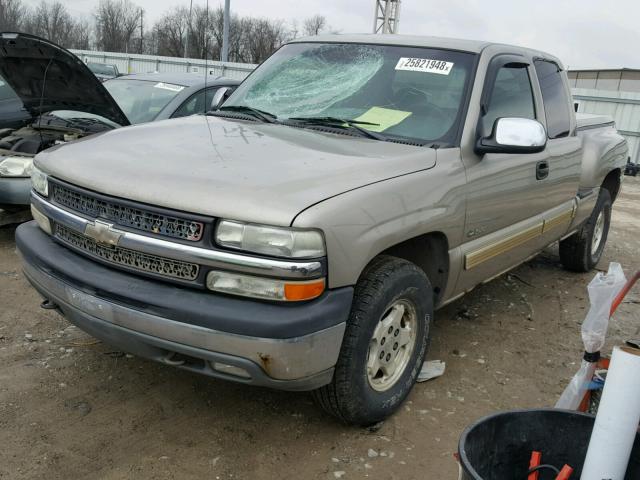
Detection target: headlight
<box><xmin>0</xmin><ymin>156</ymin><xmax>33</xmax><ymax>177</ymax></box>
<box><xmin>206</xmin><ymin>270</ymin><xmax>325</xmax><ymax>301</ymax></box>
<box><xmin>31</xmin><ymin>166</ymin><xmax>49</xmax><ymax>197</ymax></box>
<box><xmin>215</xmin><ymin>220</ymin><xmax>325</xmax><ymax>258</ymax></box>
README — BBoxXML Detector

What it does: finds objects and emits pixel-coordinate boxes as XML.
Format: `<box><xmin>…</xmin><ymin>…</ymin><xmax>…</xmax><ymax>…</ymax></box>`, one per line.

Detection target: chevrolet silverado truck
<box><xmin>16</xmin><ymin>35</ymin><xmax>627</xmax><ymax>425</ymax></box>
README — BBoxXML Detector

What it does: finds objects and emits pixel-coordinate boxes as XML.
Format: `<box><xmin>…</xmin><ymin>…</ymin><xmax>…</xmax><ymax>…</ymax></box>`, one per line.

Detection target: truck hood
<box><xmin>0</xmin><ymin>32</ymin><xmax>129</xmax><ymax>128</ymax></box>
<box><xmin>36</xmin><ymin>115</ymin><xmax>437</xmax><ymax>226</ymax></box>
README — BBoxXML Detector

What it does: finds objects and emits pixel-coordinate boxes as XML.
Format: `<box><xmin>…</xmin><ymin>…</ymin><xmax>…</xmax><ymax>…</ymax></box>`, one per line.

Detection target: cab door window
<box><xmin>482</xmin><ymin>65</ymin><xmax>536</xmax><ymax>134</ymax></box>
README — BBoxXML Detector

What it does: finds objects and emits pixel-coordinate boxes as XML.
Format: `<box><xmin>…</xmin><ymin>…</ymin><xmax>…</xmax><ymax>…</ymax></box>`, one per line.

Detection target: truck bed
<box><xmin>576</xmin><ymin>113</ymin><xmax>615</xmax><ymax>130</ymax></box>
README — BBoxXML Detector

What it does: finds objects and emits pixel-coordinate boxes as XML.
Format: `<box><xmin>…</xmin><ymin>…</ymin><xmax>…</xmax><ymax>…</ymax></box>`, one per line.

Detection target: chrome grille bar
<box><xmin>50</xmin><ymin>181</ymin><xmax>204</xmax><ymax>241</ymax></box>
<box><xmin>55</xmin><ymin>223</ymin><xmax>200</xmax><ymax>281</ymax></box>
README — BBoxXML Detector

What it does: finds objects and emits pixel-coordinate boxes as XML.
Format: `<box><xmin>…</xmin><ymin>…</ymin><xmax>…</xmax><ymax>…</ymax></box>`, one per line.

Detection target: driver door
<box><xmin>456</xmin><ymin>55</ymin><xmax>556</xmax><ymax>292</ymax></box>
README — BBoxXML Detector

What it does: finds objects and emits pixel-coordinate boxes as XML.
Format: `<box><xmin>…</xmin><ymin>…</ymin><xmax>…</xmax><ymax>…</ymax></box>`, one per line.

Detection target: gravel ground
<box><xmin>0</xmin><ymin>177</ymin><xmax>638</xmax><ymax>480</ymax></box>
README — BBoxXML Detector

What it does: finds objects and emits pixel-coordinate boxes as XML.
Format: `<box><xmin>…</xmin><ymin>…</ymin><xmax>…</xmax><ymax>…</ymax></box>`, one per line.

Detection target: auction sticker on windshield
<box><xmin>154</xmin><ymin>82</ymin><xmax>185</xmax><ymax>92</ymax></box>
<box><xmin>395</xmin><ymin>58</ymin><xmax>454</xmax><ymax>75</ymax></box>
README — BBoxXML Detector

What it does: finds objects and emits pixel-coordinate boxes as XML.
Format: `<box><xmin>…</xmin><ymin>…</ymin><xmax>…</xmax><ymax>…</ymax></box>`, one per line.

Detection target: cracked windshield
<box><xmin>224</xmin><ymin>43</ymin><xmax>475</xmax><ymax>144</ymax></box>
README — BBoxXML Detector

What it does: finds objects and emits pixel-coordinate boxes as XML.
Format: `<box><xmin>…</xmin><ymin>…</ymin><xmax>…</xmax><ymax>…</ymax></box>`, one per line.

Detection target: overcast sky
<box><xmin>54</xmin><ymin>0</ymin><xmax>637</xmax><ymax>69</ymax></box>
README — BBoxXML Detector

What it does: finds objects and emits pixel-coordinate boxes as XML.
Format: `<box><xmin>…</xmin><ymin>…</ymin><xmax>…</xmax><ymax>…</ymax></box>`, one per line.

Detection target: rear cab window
<box><xmin>533</xmin><ymin>60</ymin><xmax>572</xmax><ymax>139</ymax></box>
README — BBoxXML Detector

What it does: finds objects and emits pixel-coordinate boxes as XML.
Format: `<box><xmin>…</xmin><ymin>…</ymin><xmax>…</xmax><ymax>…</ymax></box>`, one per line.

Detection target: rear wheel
<box><xmin>312</xmin><ymin>256</ymin><xmax>433</xmax><ymax>426</ymax></box>
<box><xmin>559</xmin><ymin>188</ymin><xmax>612</xmax><ymax>272</ymax></box>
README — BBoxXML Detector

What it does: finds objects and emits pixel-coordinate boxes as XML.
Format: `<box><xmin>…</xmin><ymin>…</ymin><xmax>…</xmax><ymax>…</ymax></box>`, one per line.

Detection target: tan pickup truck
<box><xmin>17</xmin><ymin>34</ymin><xmax>627</xmax><ymax>425</ymax></box>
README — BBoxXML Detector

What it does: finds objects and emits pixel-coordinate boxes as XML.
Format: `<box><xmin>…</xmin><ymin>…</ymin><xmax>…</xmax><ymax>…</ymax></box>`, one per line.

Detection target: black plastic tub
<box><xmin>458</xmin><ymin>409</ymin><xmax>640</xmax><ymax>479</ymax></box>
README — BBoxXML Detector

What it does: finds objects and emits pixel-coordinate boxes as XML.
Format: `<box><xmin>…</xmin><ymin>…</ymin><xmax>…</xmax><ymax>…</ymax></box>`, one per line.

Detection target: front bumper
<box><xmin>17</xmin><ymin>222</ymin><xmax>353</xmax><ymax>391</ymax></box>
<box><xmin>0</xmin><ymin>177</ymin><xmax>31</xmax><ymax>205</ymax></box>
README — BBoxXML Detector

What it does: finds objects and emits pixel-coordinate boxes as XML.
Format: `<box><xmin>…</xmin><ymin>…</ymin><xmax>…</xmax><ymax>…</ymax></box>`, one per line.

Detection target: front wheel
<box><xmin>312</xmin><ymin>256</ymin><xmax>433</xmax><ymax>426</ymax></box>
<box><xmin>559</xmin><ymin>188</ymin><xmax>612</xmax><ymax>272</ymax></box>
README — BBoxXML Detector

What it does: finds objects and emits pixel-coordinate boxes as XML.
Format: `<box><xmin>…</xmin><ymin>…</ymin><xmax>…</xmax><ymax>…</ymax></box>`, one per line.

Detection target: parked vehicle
<box><xmin>17</xmin><ymin>35</ymin><xmax>627</xmax><ymax>425</ymax></box>
<box><xmin>0</xmin><ymin>32</ymin><xmax>239</xmax><ymax>222</ymax></box>
<box><xmin>625</xmin><ymin>157</ymin><xmax>639</xmax><ymax>176</ymax></box>
<box><xmin>103</xmin><ymin>72</ymin><xmax>239</xmax><ymax>125</ymax></box>
<box><xmin>86</xmin><ymin>62</ymin><xmax>120</xmax><ymax>81</ymax></box>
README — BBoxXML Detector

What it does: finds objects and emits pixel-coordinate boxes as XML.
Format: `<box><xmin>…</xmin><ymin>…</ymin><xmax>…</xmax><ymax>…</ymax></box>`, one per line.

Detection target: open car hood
<box><xmin>0</xmin><ymin>32</ymin><xmax>130</xmax><ymax>127</ymax></box>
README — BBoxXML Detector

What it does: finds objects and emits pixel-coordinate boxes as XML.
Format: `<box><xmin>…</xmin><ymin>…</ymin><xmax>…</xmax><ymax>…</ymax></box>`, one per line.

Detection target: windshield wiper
<box><xmin>287</xmin><ymin>116</ymin><xmax>386</xmax><ymax>141</ymax></box>
<box><xmin>215</xmin><ymin>105</ymin><xmax>278</xmax><ymax>123</ymax></box>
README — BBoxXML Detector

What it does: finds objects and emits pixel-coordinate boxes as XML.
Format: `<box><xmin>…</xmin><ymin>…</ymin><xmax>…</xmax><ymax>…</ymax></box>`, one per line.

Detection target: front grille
<box><xmin>51</xmin><ymin>182</ymin><xmax>204</xmax><ymax>241</ymax></box>
<box><xmin>55</xmin><ymin>224</ymin><xmax>199</xmax><ymax>281</ymax></box>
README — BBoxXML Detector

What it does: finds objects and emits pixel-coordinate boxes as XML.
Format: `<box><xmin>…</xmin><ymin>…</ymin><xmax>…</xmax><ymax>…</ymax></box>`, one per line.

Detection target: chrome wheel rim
<box><xmin>591</xmin><ymin>210</ymin><xmax>605</xmax><ymax>256</ymax></box>
<box><xmin>366</xmin><ymin>299</ymin><xmax>418</xmax><ymax>392</ymax></box>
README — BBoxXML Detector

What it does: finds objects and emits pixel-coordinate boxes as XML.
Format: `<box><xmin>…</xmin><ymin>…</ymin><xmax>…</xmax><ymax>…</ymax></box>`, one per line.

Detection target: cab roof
<box><xmin>288</xmin><ymin>34</ymin><xmax>562</xmax><ymax>65</ymax></box>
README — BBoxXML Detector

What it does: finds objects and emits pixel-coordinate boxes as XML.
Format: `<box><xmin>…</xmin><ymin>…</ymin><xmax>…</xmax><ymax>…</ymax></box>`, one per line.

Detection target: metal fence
<box><xmin>70</xmin><ymin>49</ymin><xmax>256</xmax><ymax>80</ymax></box>
<box><xmin>573</xmin><ymin>88</ymin><xmax>640</xmax><ymax>164</ymax></box>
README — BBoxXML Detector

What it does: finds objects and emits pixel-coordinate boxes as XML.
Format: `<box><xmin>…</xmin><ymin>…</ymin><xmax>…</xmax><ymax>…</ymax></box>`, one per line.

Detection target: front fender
<box><xmin>292</xmin><ymin>149</ymin><xmax>466</xmax><ymax>288</ymax></box>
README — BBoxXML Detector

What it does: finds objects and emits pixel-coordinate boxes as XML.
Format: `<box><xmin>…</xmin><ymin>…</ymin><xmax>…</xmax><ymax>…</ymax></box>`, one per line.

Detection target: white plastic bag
<box><xmin>555</xmin><ymin>359</ymin><xmax>598</xmax><ymax>410</ymax></box>
<box><xmin>555</xmin><ymin>263</ymin><xmax>626</xmax><ymax>410</ymax></box>
<box><xmin>581</xmin><ymin>262</ymin><xmax>626</xmax><ymax>354</ymax></box>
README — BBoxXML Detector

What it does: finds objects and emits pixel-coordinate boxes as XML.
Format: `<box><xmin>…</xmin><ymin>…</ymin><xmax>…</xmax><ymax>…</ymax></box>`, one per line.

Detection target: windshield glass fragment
<box><xmin>225</xmin><ymin>43</ymin><xmax>476</xmax><ymax>145</ymax></box>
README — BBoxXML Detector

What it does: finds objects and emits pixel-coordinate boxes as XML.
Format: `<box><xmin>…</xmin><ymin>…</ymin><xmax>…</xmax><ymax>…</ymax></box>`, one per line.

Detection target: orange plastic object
<box><xmin>610</xmin><ymin>271</ymin><xmax>640</xmax><ymax>317</ymax></box>
<box><xmin>284</xmin><ymin>279</ymin><xmax>325</xmax><ymax>301</ymax></box>
<box><xmin>555</xmin><ymin>464</ymin><xmax>573</xmax><ymax>480</ymax></box>
<box><xmin>528</xmin><ymin>451</ymin><xmax>542</xmax><ymax>480</ymax></box>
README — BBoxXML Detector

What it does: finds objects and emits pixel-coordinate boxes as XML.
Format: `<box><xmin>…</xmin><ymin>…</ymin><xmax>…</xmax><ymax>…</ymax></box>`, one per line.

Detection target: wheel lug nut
<box><xmin>393</xmin><ymin>342</ymin><xmax>398</xmax><ymax>350</ymax></box>
<box><xmin>388</xmin><ymin>326</ymin><xmax>393</xmax><ymax>334</ymax></box>
<box><xmin>381</xmin><ymin>337</ymin><xmax>386</xmax><ymax>345</ymax></box>
<box><xmin>386</xmin><ymin>353</ymin><xmax>391</xmax><ymax>361</ymax></box>
<box><xmin>394</xmin><ymin>329</ymin><xmax>399</xmax><ymax>336</ymax></box>
<box><xmin>379</xmin><ymin>351</ymin><xmax>384</xmax><ymax>359</ymax></box>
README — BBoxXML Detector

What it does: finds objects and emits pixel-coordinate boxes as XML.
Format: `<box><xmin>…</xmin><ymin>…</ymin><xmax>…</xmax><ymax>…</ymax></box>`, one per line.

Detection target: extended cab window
<box><xmin>482</xmin><ymin>65</ymin><xmax>535</xmax><ymax>134</ymax></box>
<box><xmin>534</xmin><ymin>60</ymin><xmax>571</xmax><ymax>139</ymax></box>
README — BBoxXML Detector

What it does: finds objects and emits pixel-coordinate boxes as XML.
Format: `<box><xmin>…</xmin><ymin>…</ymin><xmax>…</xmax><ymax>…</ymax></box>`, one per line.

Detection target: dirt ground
<box><xmin>1</xmin><ymin>178</ymin><xmax>638</xmax><ymax>480</ymax></box>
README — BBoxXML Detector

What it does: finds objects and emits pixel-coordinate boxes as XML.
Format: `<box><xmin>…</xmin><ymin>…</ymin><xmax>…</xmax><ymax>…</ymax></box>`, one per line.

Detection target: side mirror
<box><xmin>475</xmin><ymin>117</ymin><xmax>547</xmax><ymax>155</ymax></box>
<box><xmin>210</xmin><ymin>86</ymin><xmax>235</xmax><ymax>110</ymax></box>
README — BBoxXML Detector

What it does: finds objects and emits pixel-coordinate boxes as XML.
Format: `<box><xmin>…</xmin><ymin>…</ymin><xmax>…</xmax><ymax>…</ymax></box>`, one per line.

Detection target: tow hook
<box><xmin>40</xmin><ymin>299</ymin><xmax>58</xmax><ymax>310</ymax></box>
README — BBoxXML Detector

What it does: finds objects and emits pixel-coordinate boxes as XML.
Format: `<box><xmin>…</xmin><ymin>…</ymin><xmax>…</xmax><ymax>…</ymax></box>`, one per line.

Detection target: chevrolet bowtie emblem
<box><xmin>84</xmin><ymin>220</ymin><xmax>123</xmax><ymax>246</ymax></box>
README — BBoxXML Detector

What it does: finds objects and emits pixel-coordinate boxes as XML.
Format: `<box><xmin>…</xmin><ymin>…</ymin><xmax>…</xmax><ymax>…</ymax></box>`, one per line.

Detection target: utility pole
<box><xmin>373</xmin><ymin>0</ymin><xmax>401</xmax><ymax>34</ymax></box>
<box><xmin>221</xmin><ymin>0</ymin><xmax>230</xmax><ymax>62</ymax></box>
<box><xmin>139</xmin><ymin>8</ymin><xmax>143</xmax><ymax>53</ymax></box>
<box><xmin>184</xmin><ymin>0</ymin><xmax>193</xmax><ymax>58</ymax></box>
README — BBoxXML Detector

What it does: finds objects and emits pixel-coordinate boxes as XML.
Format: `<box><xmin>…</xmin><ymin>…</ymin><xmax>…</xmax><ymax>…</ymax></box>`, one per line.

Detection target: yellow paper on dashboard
<box><xmin>354</xmin><ymin>107</ymin><xmax>412</xmax><ymax>132</ymax></box>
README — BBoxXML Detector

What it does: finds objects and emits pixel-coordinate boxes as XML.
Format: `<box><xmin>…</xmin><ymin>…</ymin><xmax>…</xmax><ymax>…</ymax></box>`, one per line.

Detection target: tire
<box><xmin>559</xmin><ymin>188</ymin><xmax>612</xmax><ymax>272</ymax></box>
<box><xmin>312</xmin><ymin>255</ymin><xmax>433</xmax><ymax>426</ymax></box>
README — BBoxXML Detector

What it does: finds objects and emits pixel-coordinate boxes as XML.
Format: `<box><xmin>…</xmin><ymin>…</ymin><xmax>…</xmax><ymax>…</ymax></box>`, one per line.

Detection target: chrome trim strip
<box><xmin>23</xmin><ymin>260</ymin><xmax>345</xmax><ymax>380</ymax></box>
<box><xmin>465</xmin><ymin>222</ymin><xmax>544</xmax><ymax>270</ymax></box>
<box><xmin>542</xmin><ymin>207</ymin><xmax>575</xmax><ymax>234</ymax></box>
<box><xmin>32</xmin><ymin>193</ymin><xmax>324</xmax><ymax>279</ymax></box>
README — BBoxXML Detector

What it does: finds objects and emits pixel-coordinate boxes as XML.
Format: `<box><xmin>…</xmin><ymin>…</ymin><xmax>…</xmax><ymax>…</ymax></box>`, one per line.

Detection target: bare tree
<box><xmin>183</xmin><ymin>5</ymin><xmax>214</xmax><ymax>60</ymax></box>
<box><xmin>0</xmin><ymin>0</ymin><xmax>27</xmax><ymax>31</ymax></box>
<box><xmin>244</xmin><ymin>18</ymin><xmax>287</xmax><ymax>64</ymax></box>
<box><xmin>94</xmin><ymin>0</ymin><xmax>142</xmax><ymax>53</ymax></box>
<box><xmin>302</xmin><ymin>14</ymin><xmax>327</xmax><ymax>36</ymax></box>
<box><xmin>153</xmin><ymin>7</ymin><xmax>189</xmax><ymax>57</ymax></box>
<box><xmin>25</xmin><ymin>1</ymin><xmax>76</xmax><ymax>47</ymax></box>
<box><xmin>0</xmin><ymin>0</ymin><xmax>329</xmax><ymax>62</ymax></box>
<box><xmin>69</xmin><ymin>18</ymin><xmax>93</xmax><ymax>50</ymax></box>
